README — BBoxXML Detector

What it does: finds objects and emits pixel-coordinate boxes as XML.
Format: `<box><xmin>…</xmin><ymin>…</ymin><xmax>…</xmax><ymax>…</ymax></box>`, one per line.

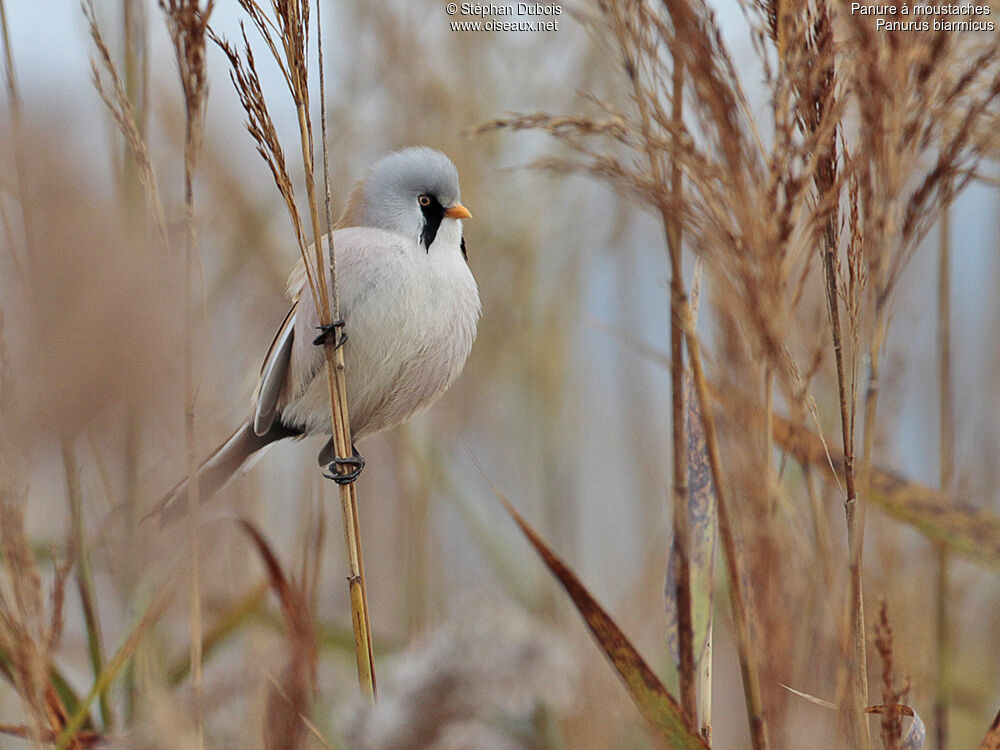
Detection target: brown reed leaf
<box><xmin>772</xmin><ymin>414</ymin><xmax>1000</xmax><ymax>571</ymax></box>
<box><xmin>980</xmin><ymin>707</ymin><xmax>1000</xmax><ymax>750</ymax></box>
<box><xmin>482</xmin><ymin>472</ymin><xmax>707</xmax><ymax>748</ymax></box>
<box><xmin>238</xmin><ymin>519</ymin><xmax>317</xmax><ymax>750</ymax></box>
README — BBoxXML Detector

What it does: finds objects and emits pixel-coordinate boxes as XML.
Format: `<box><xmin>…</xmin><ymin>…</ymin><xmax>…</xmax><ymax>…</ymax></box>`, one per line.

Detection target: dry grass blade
<box><xmin>211</xmin><ymin>25</ymin><xmax>315</xmax><ymax>301</ymax></box>
<box><xmin>82</xmin><ymin>0</ymin><xmax>168</xmax><ymax>249</ymax></box>
<box><xmin>980</xmin><ymin>707</ymin><xmax>1000</xmax><ymax>750</ymax></box>
<box><xmin>0</xmin><ymin>0</ymin><xmax>36</xmax><ymax>273</ymax></box>
<box><xmin>873</xmin><ymin>600</ymin><xmax>910</xmax><ymax>750</ymax></box>
<box><xmin>237</xmin><ymin>521</ymin><xmax>313</xmax><ymax>647</ymax></box>
<box><xmin>0</xmin><ymin>346</ymin><xmax>79</xmax><ymax>747</ymax></box>
<box><xmin>238</xmin><ymin>520</ymin><xmax>317</xmax><ymax>750</ymax></box>
<box><xmin>480</xmin><ymin>467</ymin><xmax>707</xmax><ymax>748</ymax></box>
<box><xmin>780</xmin><ymin>683</ymin><xmax>837</xmax><ymax>710</ymax></box>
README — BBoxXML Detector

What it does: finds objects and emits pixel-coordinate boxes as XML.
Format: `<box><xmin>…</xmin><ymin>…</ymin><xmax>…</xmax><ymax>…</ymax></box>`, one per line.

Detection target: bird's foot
<box><xmin>313</xmin><ymin>319</ymin><xmax>348</xmax><ymax>349</ymax></box>
<box><xmin>323</xmin><ymin>446</ymin><xmax>365</xmax><ymax>485</ymax></box>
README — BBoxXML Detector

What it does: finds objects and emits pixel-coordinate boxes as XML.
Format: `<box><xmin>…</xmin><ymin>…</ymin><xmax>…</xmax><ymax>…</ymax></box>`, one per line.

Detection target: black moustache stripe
<box><xmin>420</xmin><ymin>196</ymin><xmax>445</xmax><ymax>251</ymax></box>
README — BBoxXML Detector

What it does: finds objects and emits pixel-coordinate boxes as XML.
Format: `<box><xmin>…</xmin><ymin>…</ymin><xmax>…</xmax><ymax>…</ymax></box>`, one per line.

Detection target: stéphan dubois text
<box><xmin>460</xmin><ymin>3</ymin><xmax>562</xmax><ymax>16</ymax></box>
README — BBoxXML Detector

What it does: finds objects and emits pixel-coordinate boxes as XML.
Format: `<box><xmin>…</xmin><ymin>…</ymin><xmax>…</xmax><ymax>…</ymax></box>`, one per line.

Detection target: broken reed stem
<box><xmin>700</xmin><ymin>618</ymin><xmax>713</xmax><ymax>743</ymax></box>
<box><xmin>682</xmin><ymin>305</ymin><xmax>770</xmax><ymax>750</ymax></box>
<box><xmin>292</xmin><ymin>0</ymin><xmax>375</xmax><ymax>699</ymax></box>
<box><xmin>664</xmin><ymin>56</ymin><xmax>698</xmax><ymax>729</ymax></box>
<box><xmin>934</xmin><ymin>206</ymin><xmax>953</xmax><ymax>750</ymax></box>
<box><xmin>624</xmin><ymin>38</ymin><xmax>697</xmax><ymax>731</ymax></box>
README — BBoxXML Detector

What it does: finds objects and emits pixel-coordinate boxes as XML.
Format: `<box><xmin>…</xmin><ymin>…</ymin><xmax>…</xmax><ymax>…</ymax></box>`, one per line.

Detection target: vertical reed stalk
<box><xmin>161</xmin><ymin>3</ymin><xmax>214</xmax><ymax>742</ymax></box>
<box><xmin>217</xmin><ymin>0</ymin><xmax>376</xmax><ymax>697</ymax></box>
<box><xmin>0</xmin><ymin>0</ymin><xmax>36</xmax><ymax>269</ymax></box>
<box><xmin>934</xmin><ymin>206</ymin><xmax>954</xmax><ymax>750</ymax></box>
<box><xmin>292</xmin><ymin>0</ymin><xmax>376</xmax><ymax>698</ymax></box>
<box><xmin>820</xmin><ymin>211</ymin><xmax>871</xmax><ymax>750</ymax></box>
<box><xmin>622</xmin><ymin>32</ymin><xmax>697</xmax><ymax>729</ymax></box>
<box><xmin>665</xmin><ymin>56</ymin><xmax>698</xmax><ymax>728</ymax></box>
<box><xmin>811</xmin><ymin>16</ymin><xmax>870</xmax><ymax>743</ymax></box>
<box><xmin>121</xmin><ymin>25</ymin><xmax>150</xmax><ymax>639</ymax></box>
<box><xmin>763</xmin><ymin>368</ymin><xmax>774</xmax><ymax>514</ymax></box>
<box><xmin>182</xmin><ymin>84</ymin><xmax>206</xmax><ymax>750</ymax></box>
<box><xmin>122</xmin><ymin>0</ymin><xmax>144</xmax><ymax>230</ymax></box>
<box><xmin>625</xmin><ymin>24</ymin><xmax>766</xmax><ymax>749</ymax></box>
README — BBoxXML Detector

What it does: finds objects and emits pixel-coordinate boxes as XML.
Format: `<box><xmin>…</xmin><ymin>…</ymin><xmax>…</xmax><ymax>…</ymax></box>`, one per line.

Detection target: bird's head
<box><xmin>348</xmin><ymin>147</ymin><xmax>471</xmax><ymax>251</ymax></box>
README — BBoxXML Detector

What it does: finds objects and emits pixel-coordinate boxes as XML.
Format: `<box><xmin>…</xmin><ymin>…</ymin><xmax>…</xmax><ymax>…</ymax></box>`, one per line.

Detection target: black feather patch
<box><xmin>460</xmin><ymin>236</ymin><xmax>468</xmax><ymax>260</ymax></box>
<box><xmin>419</xmin><ymin>194</ymin><xmax>445</xmax><ymax>250</ymax></box>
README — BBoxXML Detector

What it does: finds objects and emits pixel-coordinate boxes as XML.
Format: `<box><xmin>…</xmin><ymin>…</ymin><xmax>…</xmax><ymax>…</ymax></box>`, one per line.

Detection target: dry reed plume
<box><xmin>1</xmin><ymin>0</ymin><xmax>1000</xmax><ymax>747</ymax></box>
<box><xmin>479</xmin><ymin>0</ymin><xmax>1000</xmax><ymax>748</ymax></box>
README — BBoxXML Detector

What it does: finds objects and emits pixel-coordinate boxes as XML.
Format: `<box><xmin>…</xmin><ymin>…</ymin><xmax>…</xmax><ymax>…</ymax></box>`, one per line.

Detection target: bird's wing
<box><xmin>256</xmin><ymin>228</ymin><xmax>412</xmax><ymax>440</ymax></box>
<box><xmin>253</xmin><ymin>300</ymin><xmax>297</xmax><ymax>436</ymax></box>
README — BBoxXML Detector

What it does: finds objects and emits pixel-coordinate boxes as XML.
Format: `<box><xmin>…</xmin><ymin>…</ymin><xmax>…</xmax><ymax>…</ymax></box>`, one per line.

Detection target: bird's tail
<box><xmin>148</xmin><ymin>420</ymin><xmax>298</xmax><ymax>525</ymax></box>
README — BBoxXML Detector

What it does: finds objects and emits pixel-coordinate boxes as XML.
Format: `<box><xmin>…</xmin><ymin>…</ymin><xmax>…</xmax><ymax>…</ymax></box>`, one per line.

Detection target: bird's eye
<box><xmin>418</xmin><ymin>195</ymin><xmax>432</xmax><ymax>207</ymax></box>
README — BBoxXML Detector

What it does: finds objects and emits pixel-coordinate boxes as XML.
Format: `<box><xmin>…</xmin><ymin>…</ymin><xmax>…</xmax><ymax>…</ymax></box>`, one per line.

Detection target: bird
<box><xmin>152</xmin><ymin>147</ymin><xmax>480</xmax><ymax>521</ymax></box>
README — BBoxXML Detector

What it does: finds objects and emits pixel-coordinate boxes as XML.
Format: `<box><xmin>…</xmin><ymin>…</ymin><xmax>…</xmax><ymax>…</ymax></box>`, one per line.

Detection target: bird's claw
<box><xmin>323</xmin><ymin>451</ymin><xmax>365</xmax><ymax>485</ymax></box>
<box><xmin>313</xmin><ymin>319</ymin><xmax>348</xmax><ymax>348</ymax></box>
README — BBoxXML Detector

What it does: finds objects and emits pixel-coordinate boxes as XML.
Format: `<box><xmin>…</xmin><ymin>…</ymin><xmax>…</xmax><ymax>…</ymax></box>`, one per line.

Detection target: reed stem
<box><xmin>935</xmin><ymin>206</ymin><xmax>954</xmax><ymax>750</ymax></box>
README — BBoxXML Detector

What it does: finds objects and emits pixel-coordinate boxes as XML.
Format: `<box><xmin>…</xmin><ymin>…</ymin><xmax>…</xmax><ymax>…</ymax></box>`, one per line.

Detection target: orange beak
<box><xmin>444</xmin><ymin>203</ymin><xmax>472</xmax><ymax>220</ymax></box>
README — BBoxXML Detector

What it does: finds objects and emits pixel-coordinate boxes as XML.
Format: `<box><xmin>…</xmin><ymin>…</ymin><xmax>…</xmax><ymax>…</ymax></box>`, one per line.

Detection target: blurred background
<box><xmin>1</xmin><ymin>1</ymin><xmax>999</xmax><ymax>748</ymax></box>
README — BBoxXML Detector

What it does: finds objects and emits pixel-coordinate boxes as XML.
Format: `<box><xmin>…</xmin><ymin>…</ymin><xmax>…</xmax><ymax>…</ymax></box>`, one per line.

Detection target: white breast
<box><xmin>281</xmin><ymin>223</ymin><xmax>480</xmax><ymax>440</ymax></box>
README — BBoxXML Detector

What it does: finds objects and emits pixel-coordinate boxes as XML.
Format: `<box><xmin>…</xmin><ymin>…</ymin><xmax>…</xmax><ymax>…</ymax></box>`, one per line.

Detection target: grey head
<box><xmin>356</xmin><ymin>147</ymin><xmax>470</xmax><ymax>250</ymax></box>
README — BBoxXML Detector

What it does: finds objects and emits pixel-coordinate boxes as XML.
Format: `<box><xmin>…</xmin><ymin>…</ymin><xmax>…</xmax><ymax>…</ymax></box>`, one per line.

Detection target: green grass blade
<box><xmin>55</xmin><ymin>576</ymin><xmax>176</xmax><ymax>750</ymax></box>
